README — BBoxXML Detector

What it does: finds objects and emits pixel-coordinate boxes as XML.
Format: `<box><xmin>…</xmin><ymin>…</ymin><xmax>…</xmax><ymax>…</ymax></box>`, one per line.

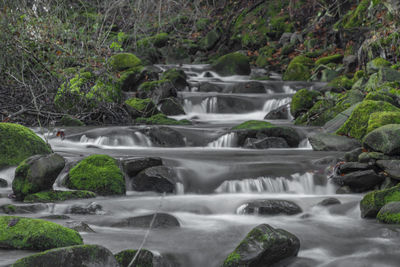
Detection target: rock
<box><xmin>66</xmin><ymin>155</ymin><xmax>125</xmax><ymax>196</ymax></box>
<box><xmin>309</xmin><ymin>133</ymin><xmax>361</xmax><ymax>152</ymax></box>
<box><xmin>290</xmin><ymin>89</ymin><xmax>320</xmax><ymax>118</ymax></box>
<box><xmin>12</xmin><ymin>153</ymin><xmax>65</xmax><ymax>200</ymax></box>
<box><xmin>318</xmin><ymin>198</ymin><xmax>341</xmax><ymax>206</ymax></box>
<box><xmin>59</xmin><ymin>115</ymin><xmax>84</xmax><ymax>127</ymax></box>
<box><xmin>211</xmin><ymin>52</ymin><xmax>251</xmax><ymax>76</ymax></box>
<box><xmin>332</xmin><ymin>170</ymin><xmax>384</xmax><ymax>193</ymax></box>
<box><xmin>380</xmin><ymin>177</ymin><xmax>398</xmax><ymax>190</ymax></box>
<box><xmin>0</xmin><ymin>204</ymin><xmax>48</xmax><ymax>214</ymax></box>
<box><xmin>0</xmin><ymin>178</ymin><xmax>7</xmax><ymax>188</ymax></box>
<box><xmin>230</xmin><ymin>82</ymin><xmax>265</xmax><ymax>94</ymax></box>
<box><xmin>0</xmin><ymin>123</ymin><xmax>52</xmax><ymax>169</ymax></box>
<box><xmin>0</xmin><ymin>216</ymin><xmax>82</xmax><ymax>250</ymax></box>
<box><xmin>40</xmin><ymin>215</ymin><xmax>71</xmax><ymax>220</ymax></box>
<box><xmin>315</xmin><ymin>54</ymin><xmax>343</xmax><ymax>66</ymax></box>
<box><xmin>200</xmin><ymin>29</ymin><xmax>220</xmax><ymax>50</ymax></box>
<box><xmin>132</xmin><ymin>166</ymin><xmax>175</xmax><ymax>193</ymax></box>
<box><xmin>336</xmin><ymin>186</ymin><xmax>352</xmax><ymax>194</ymax></box>
<box><xmin>363</xmin><ymin>124</ymin><xmax>400</xmax><ymax>155</ymax></box>
<box><xmin>377</xmin><ymin>201</ymin><xmax>400</xmax><ymax>224</ymax></box>
<box><xmin>290</xmin><ymin>33</ymin><xmax>303</xmax><ymax>45</ymax></box>
<box><xmin>222</xmin><ymin>224</ymin><xmax>300</xmax><ymax>267</ymax></box>
<box><xmin>108</xmin><ymin>53</ymin><xmax>142</xmax><ymax>72</ymax></box>
<box><xmin>145</xmin><ymin>126</ymin><xmax>186</xmax><ymax>147</ymax></box>
<box><xmin>239</xmin><ymin>200</ymin><xmax>302</xmax><ymax>216</ymax></box>
<box><xmin>115</xmin><ymin>249</ymin><xmax>163</xmax><ymax>267</ymax></box>
<box><xmin>337</xmin><ymin>162</ymin><xmax>374</xmax><ymax>175</ymax></box>
<box><xmin>376</xmin><ymin>160</ymin><xmax>400</xmax><ymax>180</ymax></box>
<box><xmin>112</xmin><ymin>213</ymin><xmax>180</xmax><ymax>228</ymax></box>
<box><xmin>24</xmin><ymin>190</ymin><xmax>96</xmax><ymax>203</ymax></box>
<box><xmin>360</xmin><ymin>185</ymin><xmax>400</xmax><ymax>218</ymax></box>
<box><xmin>137</xmin><ymin>80</ymin><xmax>178</xmax><ymax>105</ymax></box>
<box><xmin>283</xmin><ymin>56</ymin><xmax>314</xmax><ymax>81</ymax></box>
<box><xmin>358</xmin><ymin>152</ymin><xmax>392</xmax><ymax>163</ymax></box>
<box><xmin>161</xmin><ymin>68</ymin><xmax>189</xmax><ymax>90</ymax></box>
<box><xmin>198</xmin><ymin>82</ymin><xmax>223</xmax><ymax>92</ymax></box>
<box><xmin>12</xmin><ymin>245</ymin><xmax>118</xmax><ymax>267</ymax></box>
<box><xmin>119</xmin><ymin>66</ymin><xmax>159</xmax><ymax>92</ymax></box>
<box><xmin>125</xmin><ymin>98</ymin><xmax>159</xmax><ymax>119</ymax></box>
<box><xmin>343</xmin><ymin>55</ymin><xmax>358</xmax><ymax>74</ymax></box>
<box><xmin>65</xmin><ymin>221</ymin><xmax>95</xmax><ymax>233</ymax></box>
<box><xmin>345</xmin><ymin>148</ymin><xmax>363</xmax><ymax>162</ymax></box>
<box><xmin>366</xmin><ymin>58</ymin><xmax>391</xmax><ymax>74</ymax></box>
<box><xmin>264</xmin><ymin>105</ymin><xmax>290</xmax><ymax>120</ymax></box>
<box><xmin>67</xmin><ymin>202</ymin><xmax>103</xmax><ymax>215</ymax></box>
<box><xmin>158</xmin><ymin>98</ymin><xmax>185</xmax><ymax>116</ymax></box>
<box><xmin>312</xmin><ymin>156</ymin><xmax>340</xmax><ymax>166</ymax></box>
<box><xmin>136</xmin><ymin>113</ymin><xmax>190</xmax><ymax>126</ymax></box>
<box><xmin>279</xmin><ymin>33</ymin><xmax>293</xmax><ymax>45</ymax></box>
<box><xmin>243</xmin><ymin>137</ymin><xmax>289</xmax><ymax>149</ymax></box>
<box><xmin>122</xmin><ymin>157</ymin><xmax>163</xmax><ymax>177</ymax></box>
<box><xmin>367</xmin><ymin>112</ymin><xmax>400</xmax><ymax>134</ymax></box>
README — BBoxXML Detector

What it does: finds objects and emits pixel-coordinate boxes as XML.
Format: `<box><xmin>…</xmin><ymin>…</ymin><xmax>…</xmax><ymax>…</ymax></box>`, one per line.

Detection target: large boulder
<box><xmin>161</xmin><ymin>68</ymin><xmax>189</xmax><ymax>91</ymax></box>
<box><xmin>12</xmin><ymin>245</ymin><xmax>118</xmax><ymax>267</ymax></box>
<box><xmin>366</xmin><ymin>112</ymin><xmax>400</xmax><ymax>134</ymax></box>
<box><xmin>211</xmin><ymin>52</ymin><xmax>251</xmax><ymax>76</ymax></box>
<box><xmin>377</xmin><ymin>201</ymin><xmax>400</xmax><ymax>224</ymax></box>
<box><xmin>131</xmin><ymin>166</ymin><xmax>175</xmax><ymax>193</ymax></box>
<box><xmin>376</xmin><ymin>160</ymin><xmax>400</xmax><ymax>180</ymax></box>
<box><xmin>158</xmin><ymin>98</ymin><xmax>185</xmax><ymax>116</ymax></box>
<box><xmin>112</xmin><ymin>213</ymin><xmax>180</xmax><ymax>228</ymax></box>
<box><xmin>239</xmin><ymin>200</ymin><xmax>302</xmax><ymax>216</ymax></box>
<box><xmin>137</xmin><ymin>80</ymin><xmax>178</xmax><ymax>104</ymax></box>
<box><xmin>0</xmin><ymin>123</ymin><xmax>51</xmax><ymax>169</ymax></box>
<box><xmin>290</xmin><ymin>89</ymin><xmax>320</xmax><ymax>118</ymax></box>
<box><xmin>363</xmin><ymin>124</ymin><xmax>400</xmax><ymax>155</ymax></box>
<box><xmin>122</xmin><ymin>157</ymin><xmax>163</xmax><ymax>177</ymax></box>
<box><xmin>332</xmin><ymin>170</ymin><xmax>384</xmax><ymax>193</ymax></box>
<box><xmin>0</xmin><ymin>216</ymin><xmax>82</xmax><ymax>250</ymax></box>
<box><xmin>283</xmin><ymin>56</ymin><xmax>314</xmax><ymax>81</ymax></box>
<box><xmin>264</xmin><ymin>105</ymin><xmax>290</xmax><ymax>120</ymax></box>
<box><xmin>222</xmin><ymin>224</ymin><xmax>300</xmax><ymax>267</ymax></box>
<box><xmin>309</xmin><ymin>133</ymin><xmax>361</xmax><ymax>151</ymax></box>
<box><xmin>12</xmin><ymin>153</ymin><xmax>65</xmax><ymax>201</ymax></box>
<box><xmin>243</xmin><ymin>137</ymin><xmax>289</xmax><ymax>149</ymax></box>
<box><xmin>144</xmin><ymin>126</ymin><xmax>186</xmax><ymax>147</ymax></box>
<box><xmin>108</xmin><ymin>53</ymin><xmax>142</xmax><ymax>72</ymax></box>
<box><xmin>66</xmin><ymin>155</ymin><xmax>125</xmax><ymax>196</ymax></box>
<box><xmin>360</xmin><ymin>185</ymin><xmax>400</xmax><ymax>218</ymax></box>
<box><xmin>115</xmin><ymin>249</ymin><xmax>164</xmax><ymax>267</ymax></box>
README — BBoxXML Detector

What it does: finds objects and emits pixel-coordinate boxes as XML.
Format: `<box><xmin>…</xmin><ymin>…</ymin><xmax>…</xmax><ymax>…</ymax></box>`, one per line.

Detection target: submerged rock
<box><xmin>332</xmin><ymin>170</ymin><xmax>384</xmax><ymax>193</ymax></box>
<box><xmin>67</xmin><ymin>202</ymin><xmax>103</xmax><ymax>215</ymax></box>
<box><xmin>230</xmin><ymin>81</ymin><xmax>265</xmax><ymax>94</ymax></box>
<box><xmin>222</xmin><ymin>224</ymin><xmax>300</xmax><ymax>267</ymax></box>
<box><xmin>0</xmin><ymin>178</ymin><xmax>8</xmax><ymax>188</ymax></box>
<box><xmin>0</xmin><ymin>203</ymin><xmax>48</xmax><ymax>214</ymax></box>
<box><xmin>12</xmin><ymin>244</ymin><xmax>118</xmax><ymax>267</ymax></box>
<box><xmin>112</xmin><ymin>213</ymin><xmax>180</xmax><ymax>229</ymax></box>
<box><xmin>239</xmin><ymin>200</ymin><xmax>302</xmax><ymax>216</ymax></box>
<box><xmin>360</xmin><ymin>185</ymin><xmax>400</xmax><ymax>218</ymax></box>
<box><xmin>0</xmin><ymin>216</ymin><xmax>82</xmax><ymax>250</ymax></box>
<box><xmin>132</xmin><ymin>166</ymin><xmax>175</xmax><ymax>193</ymax></box>
<box><xmin>65</xmin><ymin>221</ymin><xmax>95</xmax><ymax>233</ymax></box>
<box><xmin>12</xmin><ymin>153</ymin><xmax>65</xmax><ymax>200</ymax></box>
<box><xmin>309</xmin><ymin>133</ymin><xmax>360</xmax><ymax>152</ymax></box>
<box><xmin>198</xmin><ymin>82</ymin><xmax>223</xmax><ymax>92</ymax></box>
<box><xmin>318</xmin><ymin>198</ymin><xmax>341</xmax><ymax>206</ymax></box>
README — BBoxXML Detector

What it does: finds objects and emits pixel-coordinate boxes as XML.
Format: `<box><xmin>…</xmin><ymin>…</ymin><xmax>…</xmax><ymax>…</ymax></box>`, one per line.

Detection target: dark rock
<box><xmin>336</xmin><ymin>186</ymin><xmax>352</xmax><ymax>194</ymax></box>
<box><xmin>318</xmin><ymin>198</ymin><xmax>341</xmax><ymax>206</ymax></box>
<box><xmin>122</xmin><ymin>157</ymin><xmax>163</xmax><ymax>177</ymax></box>
<box><xmin>243</xmin><ymin>137</ymin><xmax>289</xmax><ymax>149</ymax></box>
<box><xmin>0</xmin><ymin>203</ymin><xmax>48</xmax><ymax>214</ymax></box>
<box><xmin>337</xmin><ymin>162</ymin><xmax>374</xmax><ymax>175</ymax></box>
<box><xmin>67</xmin><ymin>202</ymin><xmax>103</xmax><ymax>215</ymax></box>
<box><xmin>114</xmin><ymin>249</ymin><xmax>168</xmax><ymax>267</ymax></box>
<box><xmin>376</xmin><ymin>160</ymin><xmax>400</xmax><ymax>180</ymax></box>
<box><xmin>112</xmin><ymin>213</ymin><xmax>180</xmax><ymax>228</ymax></box>
<box><xmin>0</xmin><ymin>178</ymin><xmax>7</xmax><ymax>188</ymax></box>
<box><xmin>40</xmin><ymin>215</ymin><xmax>71</xmax><ymax>220</ymax></box>
<box><xmin>230</xmin><ymin>81</ymin><xmax>265</xmax><ymax>94</ymax></box>
<box><xmin>358</xmin><ymin>152</ymin><xmax>392</xmax><ymax>163</ymax></box>
<box><xmin>309</xmin><ymin>133</ymin><xmax>361</xmax><ymax>151</ymax></box>
<box><xmin>161</xmin><ymin>68</ymin><xmax>189</xmax><ymax>91</ymax></box>
<box><xmin>211</xmin><ymin>52</ymin><xmax>251</xmax><ymax>76</ymax></box>
<box><xmin>138</xmin><ymin>80</ymin><xmax>178</xmax><ymax>105</ymax></box>
<box><xmin>235</xmin><ymin>126</ymin><xmax>301</xmax><ymax>148</ymax></box>
<box><xmin>240</xmin><ymin>199</ymin><xmax>302</xmax><ymax>216</ymax></box>
<box><xmin>158</xmin><ymin>97</ymin><xmax>185</xmax><ymax>116</ymax></box>
<box><xmin>12</xmin><ymin>245</ymin><xmax>118</xmax><ymax>267</ymax></box>
<box><xmin>65</xmin><ymin>221</ymin><xmax>95</xmax><ymax>233</ymax></box>
<box><xmin>363</xmin><ymin>124</ymin><xmax>400</xmax><ymax>155</ymax></box>
<box><xmin>380</xmin><ymin>177</ymin><xmax>398</xmax><ymax>190</ymax></box>
<box><xmin>279</xmin><ymin>33</ymin><xmax>293</xmax><ymax>45</ymax></box>
<box><xmin>343</xmin><ymin>55</ymin><xmax>358</xmax><ymax>74</ymax></box>
<box><xmin>132</xmin><ymin>166</ymin><xmax>175</xmax><ymax>193</ymax></box>
<box><xmin>264</xmin><ymin>105</ymin><xmax>290</xmax><ymax>120</ymax></box>
<box><xmin>345</xmin><ymin>148</ymin><xmax>363</xmax><ymax>162</ymax></box>
<box><xmin>332</xmin><ymin>170</ymin><xmax>384</xmax><ymax>193</ymax></box>
<box><xmin>198</xmin><ymin>82</ymin><xmax>223</xmax><ymax>92</ymax></box>
<box><xmin>377</xmin><ymin>201</ymin><xmax>400</xmax><ymax>224</ymax></box>
<box><xmin>12</xmin><ymin>153</ymin><xmax>65</xmax><ymax>200</ymax></box>
<box><xmin>121</xmin><ymin>67</ymin><xmax>159</xmax><ymax>92</ymax></box>
<box><xmin>360</xmin><ymin>185</ymin><xmax>400</xmax><ymax>218</ymax></box>
<box><xmin>145</xmin><ymin>126</ymin><xmax>186</xmax><ymax>147</ymax></box>
<box><xmin>222</xmin><ymin>224</ymin><xmax>300</xmax><ymax>267</ymax></box>
<box><xmin>312</xmin><ymin>156</ymin><xmax>340</xmax><ymax>166</ymax></box>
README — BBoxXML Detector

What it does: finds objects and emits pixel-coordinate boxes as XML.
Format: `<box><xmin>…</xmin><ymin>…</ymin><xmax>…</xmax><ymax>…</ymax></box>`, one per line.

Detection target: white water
<box><xmin>79</xmin><ymin>132</ymin><xmax>152</xmax><ymax>147</ymax></box>
<box><xmin>299</xmin><ymin>138</ymin><xmax>312</xmax><ymax>149</ymax></box>
<box><xmin>207</xmin><ymin>133</ymin><xmax>237</xmax><ymax>148</ymax></box>
<box><xmin>262</xmin><ymin>97</ymin><xmax>291</xmax><ymax>113</ymax></box>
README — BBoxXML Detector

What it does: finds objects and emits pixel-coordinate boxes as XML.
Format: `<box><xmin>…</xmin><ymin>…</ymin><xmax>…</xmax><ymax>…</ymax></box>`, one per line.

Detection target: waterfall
<box><xmin>283</xmin><ymin>85</ymin><xmax>296</xmax><ymax>94</ymax></box>
<box><xmin>215</xmin><ymin>172</ymin><xmax>336</xmax><ymax>194</ymax></box>
<box><xmin>79</xmin><ymin>132</ymin><xmax>152</xmax><ymax>147</ymax></box>
<box><xmin>183</xmin><ymin>97</ymin><xmax>218</xmax><ymax>114</ymax></box>
<box><xmin>262</xmin><ymin>97</ymin><xmax>291</xmax><ymax>114</ymax></box>
<box><xmin>0</xmin><ymin>167</ymin><xmax>16</xmax><ymax>186</ymax></box>
<box><xmin>299</xmin><ymin>139</ymin><xmax>312</xmax><ymax>149</ymax></box>
<box><xmin>207</xmin><ymin>133</ymin><xmax>237</xmax><ymax>148</ymax></box>
<box><xmin>175</xmin><ymin>182</ymin><xmax>185</xmax><ymax>195</ymax></box>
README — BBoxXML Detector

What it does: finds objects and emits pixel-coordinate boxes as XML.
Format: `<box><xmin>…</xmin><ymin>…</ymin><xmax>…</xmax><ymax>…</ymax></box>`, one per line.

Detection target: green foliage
<box><xmin>0</xmin><ymin>216</ymin><xmax>82</xmax><ymax>250</ymax></box>
<box><xmin>232</xmin><ymin>120</ymin><xmax>274</xmax><ymax>130</ymax></box>
<box><xmin>337</xmin><ymin>0</ymin><xmax>371</xmax><ymax>28</ymax></box>
<box><xmin>125</xmin><ymin>98</ymin><xmax>155</xmax><ymax>112</ymax></box>
<box><xmin>136</xmin><ymin>114</ymin><xmax>191</xmax><ymax>125</ymax></box>
<box><xmin>24</xmin><ymin>190</ymin><xmax>96</xmax><ymax>203</ymax></box>
<box><xmin>0</xmin><ymin>123</ymin><xmax>51</xmax><ymax>168</ymax></box>
<box><xmin>328</xmin><ymin>75</ymin><xmax>355</xmax><ymax>91</ymax></box>
<box><xmin>315</xmin><ymin>54</ymin><xmax>343</xmax><ymax>66</ymax></box>
<box><xmin>367</xmin><ymin>112</ymin><xmax>400</xmax><ymax>134</ymax></box>
<box><xmin>67</xmin><ymin>155</ymin><xmax>126</xmax><ymax>196</ymax></box>
<box><xmin>108</xmin><ymin>53</ymin><xmax>142</xmax><ymax>72</ymax></box>
<box><xmin>59</xmin><ymin>115</ymin><xmax>85</xmax><ymax>126</ymax></box>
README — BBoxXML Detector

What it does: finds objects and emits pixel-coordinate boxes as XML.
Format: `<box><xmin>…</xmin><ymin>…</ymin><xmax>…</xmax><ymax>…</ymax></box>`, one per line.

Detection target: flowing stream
<box><xmin>1</xmin><ymin>65</ymin><xmax>400</xmax><ymax>267</ymax></box>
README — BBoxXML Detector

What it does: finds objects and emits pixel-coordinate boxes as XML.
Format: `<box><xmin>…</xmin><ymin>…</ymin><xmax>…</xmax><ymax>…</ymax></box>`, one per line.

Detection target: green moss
<box><xmin>290</xmin><ymin>89</ymin><xmax>321</xmax><ymax>118</ymax></box>
<box><xmin>256</xmin><ymin>46</ymin><xmax>276</xmax><ymax>67</ymax></box>
<box><xmin>59</xmin><ymin>115</ymin><xmax>84</xmax><ymax>127</ymax></box>
<box><xmin>137</xmin><ymin>33</ymin><xmax>169</xmax><ymax>49</ymax></box>
<box><xmin>367</xmin><ymin>112</ymin><xmax>400</xmax><ymax>134</ymax></box>
<box><xmin>161</xmin><ymin>68</ymin><xmax>187</xmax><ymax>88</ymax></box>
<box><xmin>24</xmin><ymin>190</ymin><xmax>96</xmax><ymax>203</ymax></box>
<box><xmin>367</xmin><ymin>57</ymin><xmax>391</xmax><ymax>74</ymax></box>
<box><xmin>361</xmin><ymin>185</ymin><xmax>400</xmax><ymax>218</ymax></box>
<box><xmin>336</xmin><ymin>100</ymin><xmax>400</xmax><ymax>140</ymax></box>
<box><xmin>114</xmin><ymin>249</ymin><xmax>153</xmax><ymax>267</ymax></box>
<box><xmin>223</xmin><ymin>251</ymin><xmax>241</xmax><ymax>266</ymax></box>
<box><xmin>1</xmin><ymin>204</ymin><xmax>16</xmax><ymax>214</ymax></box>
<box><xmin>0</xmin><ymin>123</ymin><xmax>51</xmax><ymax>168</ymax></box>
<box><xmin>108</xmin><ymin>53</ymin><xmax>142</xmax><ymax>72</ymax></box>
<box><xmin>0</xmin><ymin>216</ymin><xmax>82</xmax><ymax>250</ymax></box>
<box><xmin>377</xmin><ymin>209</ymin><xmax>400</xmax><ymax>224</ymax></box>
<box><xmin>339</xmin><ymin>0</ymin><xmax>371</xmax><ymax>29</ymax></box>
<box><xmin>135</xmin><ymin>114</ymin><xmax>191</xmax><ymax>125</ymax></box>
<box><xmin>125</xmin><ymin>98</ymin><xmax>155</xmax><ymax>112</ymax></box>
<box><xmin>211</xmin><ymin>52</ymin><xmax>250</xmax><ymax>76</ymax></box>
<box><xmin>315</xmin><ymin>54</ymin><xmax>343</xmax><ymax>66</ymax></box>
<box><xmin>328</xmin><ymin>75</ymin><xmax>354</xmax><ymax>91</ymax></box>
<box><xmin>232</xmin><ymin>120</ymin><xmax>273</xmax><ymax>130</ymax></box>
<box><xmin>67</xmin><ymin>155</ymin><xmax>125</xmax><ymax>196</ymax></box>
<box><xmin>138</xmin><ymin>79</ymin><xmax>169</xmax><ymax>92</ymax></box>
<box><xmin>283</xmin><ymin>56</ymin><xmax>314</xmax><ymax>81</ymax></box>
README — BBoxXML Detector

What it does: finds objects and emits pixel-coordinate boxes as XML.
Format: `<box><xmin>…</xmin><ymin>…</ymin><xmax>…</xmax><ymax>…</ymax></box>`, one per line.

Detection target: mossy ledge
<box><xmin>24</xmin><ymin>190</ymin><xmax>96</xmax><ymax>203</ymax></box>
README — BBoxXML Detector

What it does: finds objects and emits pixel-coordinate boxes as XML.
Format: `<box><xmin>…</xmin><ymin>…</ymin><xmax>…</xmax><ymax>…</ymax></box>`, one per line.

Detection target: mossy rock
<box><xmin>377</xmin><ymin>202</ymin><xmax>400</xmax><ymax>224</ymax></box>
<box><xmin>315</xmin><ymin>54</ymin><xmax>343</xmax><ymax>66</ymax></box>
<box><xmin>283</xmin><ymin>56</ymin><xmax>314</xmax><ymax>81</ymax></box>
<box><xmin>367</xmin><ymin>57</ymin><xmax>391</xmax><ymax>74</ymax></box>
<box><xmin>365</xmin><ymin>91</ymin><xmax>397</xmax><ymax>105</ymax></box>
<box><xmin>66</xmin><ymin>155</ymin><xmax>126</xmax><ymax>196</ymax></box>
<box><xmin>360</xmin><ymin>185</ymin><xmax>400</xmax><ymax>218</ymax></box>
<box><xmin>125</xmin><ymin>98</ymin><xmax>158</xmax><ymax>118</ymax></box>
<box><xmin>232</xmin><ymin>120</ymin><xmax>274</xmax><ymax>131</ymax></box>
<box><xmin>337</xmin><ymin>0</ymin><xmax>373</xmax><ymax>29</ymax></box>
<box><xmin>211</xmin><ymin>52</ymin><xmax>251</xmax><ymax>76</ymax></box>
<box><xmin>327</xmin><ymin>75</ymin><xmax>354</xmax><ymax>91</ymax></box>
<box><xmin>367</xmin><ymin>112</ymin><xmax>400</xmax><ymax>134</ymax></box>
<box><xmin>161</xmin><ymin>68</ymin><xmax>188</xmax><ymax>90</ymax></box>
<box><xmin>59</xmin><ymin>115</ymin><xmax>85</xmax><ymax>127</ymax></box>
<box><xmin>135</xmin><ymin>114</ymin><xmax>191</xmax><ymax>126</ymax></box>
<box><xmin>363</xmin><ymin>124</ymin><xmax>400</xmax><ymax>155</ymax></box>
<box><xmin>290</xmin><ymin>89</ymin><xmax>321</xmax><ymax>118</ymax></box>
<box><xmin>255</xmin><ymin>46</ymin><xmax>276</xmax><ymax>68</ymax></box>
<box><xmin>336</xmin><ymin>100</ymin><xmax>400</xmax><ymax>140</ymax></box>
<box><xmin>114</xmin><ymin>249</ymin><xmax>154</xmax><ymax>267</ymax></box>
<box><xmin>108</xmin><ymin>53</ymin><xmax>142</xmax><ymax>72</ymax></box>
<box><xmin>137</xmin><ymin>33</ymin><xmax>169</xmax><ymax>49</ymax></box>
<box><xmin>200</xmin><ymin>29</ymin><xmax>220</xmax><ymax>50</ymax></box>
<box><xmin>0</xmin><ymin>216</ymin><xmax>83</xmax><ymax>250</ymax></box>
<box><xmin>0</xmin><ymin>123</ymin><xmax>51</xmax><ymax>169</ymax></box>
<box><xmin>24</xmin><ymin>190</ymin><xmax>96</xmax><ymax>203</ymax></box>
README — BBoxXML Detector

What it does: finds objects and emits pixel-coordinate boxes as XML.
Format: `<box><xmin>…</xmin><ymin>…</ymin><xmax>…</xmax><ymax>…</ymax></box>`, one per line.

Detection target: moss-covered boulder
<box><xmin>137</xmin><ymin>33</ymin><xmax>169</xmax><ymax>49</ymax></box>
<box><xmin>114</xmin><ymin>249</ymin><xmax>154</xmax><ymax>267</ymax></box>
<box><xmin>24</xmin><ymin>190</ymin><xmax>96</xmax><ymax>203</ymax></box>
<box><xmin>315</xmin><ymin>54</ymin><xmax>343</xmax><ymax>66</ymax></box>
<box><xmin>367</xmin><ymin>112</ymin><xmax>400</xmax><ymax>134</ymax></box>
<box><xmin>309</xmin><ymin>133</ymin><xmax>361</xmax><ymax>151</ymax></box>
<box><xmin>108</xmin><ymin>53</ymin><xmax>142</xmax><ymax>72</ymax></box>
<box><xmin>136</xmin><ymin>114</ymin><xmax>191</xmax><ymax>125</ymax></box>
<box><xmin>290</xmin><ymin>89</ymin><xmax>321</xmax><ymax>118</ymax></box>
<box><xmin>326</xmin><ymin>75</ymin><xmax>354</xmax><ymax>91</ymax></box>
<box><xmin>0</xmin><ymin>123</ymin><xmax>51</xmax><ymax>169</ymax></box>
<box><xmin>124</xmin><ymin>98</ymin><xmax>158</xmax><ymax>119</ymax></box>
<box><xmin>66</xmin><ymin>155</ymin><xmax>125</xmax><ymax>196</ymax></box>
<box><xmin>283</xmin><ymin>56</ymin><xmax>314</xmax><ymax>81</ymax></box>
<box><xmin>336</xmin><ymin>100</ymin><xmax>400</xmax><ymax>140</ymax></box>
<box><xmin>161</xmin><ymin>68</ymin><xmax>189</xmax><ymax>90</ymax></box>
<box><xmin>232</xmin><ymin>121</ymin><xmax>274</xmax><ymax>131</ymax></box>
<box><xmin>12</xmin><ymin>245</ymin><xmax>118</xmax><ymax>267</ymax></box>
<box><xmin>376</xmin><ymin>202</ymin><xmax>400</xmax><ymax>224</ymax></box>
<box><xmin>211</xmin><ymin>52</ymin><xmax>251</xmax><ymax>76</ymax></box>
<box><xmin>158</xmin><ymin>98</ymin><xmax>185</xmax><ymax>116</ymax></box>
<box><xmin>199</xmin><ymin>29</ymin><xmax>220</xmax><ymax>50</ymax></box>
<box><xmin>367</xmin><ymin>57</ymin><xmax>391</xmax><ymax>74</ymax></box>
<box><xmin>363</xmin><ymin>124</ymin><xmax>400</xmax><ymax>155</ymax></box>
<box><xmin>137</xmin><ymin>79</ymin><xmax>177</xmax><ymax>104</ymax></box>
<box><xmin>12</xmin><ymin>154</ymin><xmax>65</xmax><ymax>201</ymax></box>
<box><xmin>0</xmin><ymin>216</ymin><xmax>82</xmax><ymax>250</ymax></box>
<box><xmin>360</xmin><ymin>185</ymin><xmax>400</xmax><ymax>218</ymax></box>
<box><xmin>59</xmin><ymin>115</ymin><xmax>85</xmax><ymax>127</ymax></box>
<box><xmin>222</xmin><ymin>224</ymin><xmax>300</xmax><ymax>267</ymax></box>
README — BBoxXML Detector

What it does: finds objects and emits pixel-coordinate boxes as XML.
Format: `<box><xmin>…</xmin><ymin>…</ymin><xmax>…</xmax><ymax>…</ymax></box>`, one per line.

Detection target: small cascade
<box><xmin>207</xmin><ymin>133</ymin><xmax>237</xmax><ymax>148</ymax></box>
<box><xmin>0</xmin><ymin>167</ymin><xmax>16</xmax><ymax>186</ymax></box>
<box><xmin>283</xmin><ymin>85</ymin><xmax>296</xmax><ymax>94</ymax></box>
<box><xmin>183</xmin><ymin>97</ymin><xmax>218</xmax><ymax>114</ymax></box>
<box><xmin>299</xmin><ymin>139</ymin><xmax>312</xmax><ymax>149</ymax></box>
<box><xmin>175</xmin><ymin>182</ymin><xmax>185</xmax><ymax>195</ymax></box>
<box><xmin>215</xmin><ymin>172</ymin><xmax>336</xmax><ymax>194</ymax></box>
<box><xmin>79</xmin><ymin>132</ymin><xmax>152</xmax><ymax>147</ymax></box>
<box><xmin>262</xmin><ymin>97</ymin><xmax>291</xmax><ymax>114</ymax></box>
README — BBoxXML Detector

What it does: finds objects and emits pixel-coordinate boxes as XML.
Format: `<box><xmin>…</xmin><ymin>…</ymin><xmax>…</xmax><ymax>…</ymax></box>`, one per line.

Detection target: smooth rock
<box><xmin>158</xmin><ymin>97</ymin><xmax>185</xmax><ymax>116</ymax></box>
<box><xmin>363</xmin><ymin>124</ymin><xmax>400</xmax><ymax>155</ymax></box>
<box><xmin>145</xmin><ymin>127</ymin><xmax>186</xmax><ymax>147</ymax></box>
<box><xmin>243</xmin><ymin>137</ymin><xmax>289</xmax><ymax>149</ymax></box>
<box><xmin>377</xmin><ymin>201</ymin><xmax>400</xmax><ymax>224</ymax></box>
<box><xmin>0</xmin><ymin>178</ymin><xmax>8</xmax><ymax>188</ymax></box>
<box><xmin>132</xmin><ymin>166</ymin><xmax>175</xmax><ymax>193</ymax></box>
<box><xmin>377</xmin><ymin>160</ymin><xmax>400</xmax><ymax>180</ymax></box>
<box><xmin>112</xmin><ymin>213</ymin><xmax>180</xmax><ymax>228</ymax></box>
<box><xmin>122</xmin><ymin>157</ymin><xmax>163</xmax><ymax>177</ymax></box>
<box><xmin>309</xmin><ymin>133</ymin><xmax>360</xmax><ymax>151</ymax></box>
<box><xmin>337</xmin><ymin>162</ymin><xmax>374</xmax><ymax>175</ymax></box>
<box><xmin>67</xmin><ymin>202</ymin><xmax>103</xmax><ymax>215</ymax></box>
<box><xmin>198</xmin><ymin>82</ymin><xmax>223</xmax><ymax>92</ymax></box>
<box><xmin>65</xmin><ymin>221</ymin><xmax>95</xmax><ymax>233</ymax></box>
<box><xmin>318</xmin><ymin>198</ymin><xmax>341</xmax><ymax>206</ymax></box>
<box><xmin>332</xmin><ymin>170</ymin><xmax>384</xmax><ymax>193</ymax></box>
<box><xmin>264</xmin><ymin>105</ymin><xmax>290</xmax><ymax>120</ymax></box>
<box><xmin>360</xmin><ymin>185</ymin><xmax>400</xmax><ymax>218</ymax></box>
<box><xmin>344</xmin><ymin>147</ymin><xmax>363</xmax><ymax>162</ymax></box>
<box><xmin>240</xmin><ymin>200</ymin><xmax>302</xmax><ymax>216</ymax></box>
<box><xmin>230</xmin><ymin>81</ymin><xmax>265</xmax><ymax>94</ymax></box>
